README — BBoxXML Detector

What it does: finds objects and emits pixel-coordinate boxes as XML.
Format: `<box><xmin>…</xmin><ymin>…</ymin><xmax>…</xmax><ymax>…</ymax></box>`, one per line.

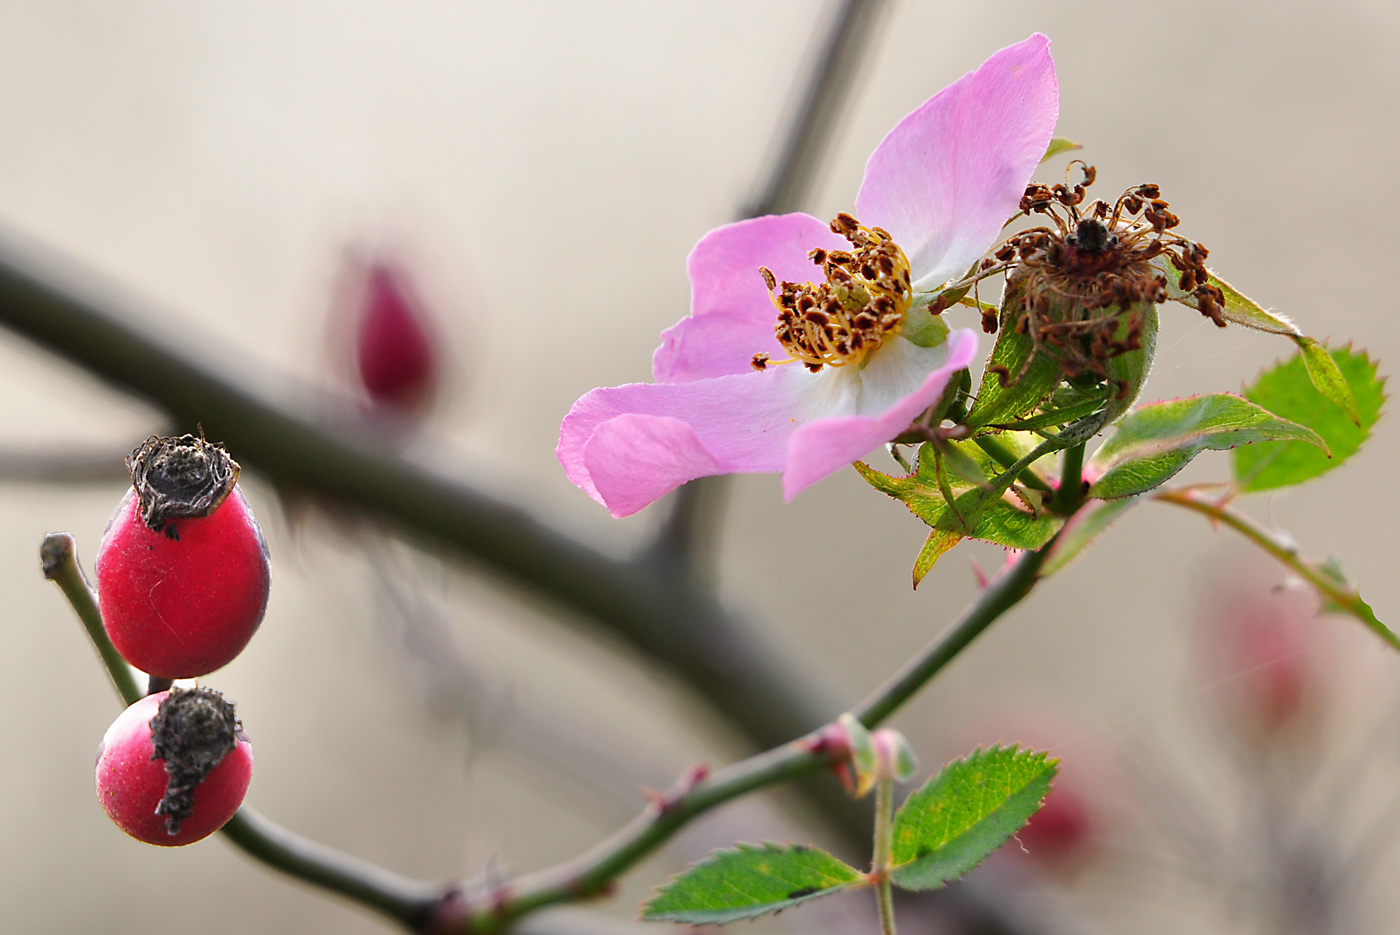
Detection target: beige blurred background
<box><xmin>2</xmin><ymin>1</ymin><xmax>1398</xmax><ymax>933</ymax></box>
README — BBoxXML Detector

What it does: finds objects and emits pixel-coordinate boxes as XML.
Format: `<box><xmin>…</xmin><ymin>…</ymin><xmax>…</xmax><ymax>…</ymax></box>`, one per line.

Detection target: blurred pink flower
<box><xmin>559</xmin><ymin>35</ymin><xmax>1058</xmax><ymax>516</ymax></box>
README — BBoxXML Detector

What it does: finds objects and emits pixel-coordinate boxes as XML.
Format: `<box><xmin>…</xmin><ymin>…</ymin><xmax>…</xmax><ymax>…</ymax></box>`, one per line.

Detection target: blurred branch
<box><xmin>0</xmin><ymin>444</ymin><xmax>137</xmax><ymax>483</ymax></box>
<box><xmin>650</xmin><ymin>0</ymin><xmax>888</xmax><ymax>571</ymax></box>
<box><xmin>742</xmin><ymin>0</ymin><xmax>888</xmax><ymax>220</ymax></box>
<box><xmin>1154</xmin><ymin>488</ymin><xmax>1398</xmax><ymax>652</ymax></box>
<box><xmin>0</xmin><ymin>0</ymin><xmax>893</xmax><ymax>797</ymax></box>
<box><xmin>0</xmin><ymin>234</ymin><xmax>835</xmax><ymax>754</ymax></box>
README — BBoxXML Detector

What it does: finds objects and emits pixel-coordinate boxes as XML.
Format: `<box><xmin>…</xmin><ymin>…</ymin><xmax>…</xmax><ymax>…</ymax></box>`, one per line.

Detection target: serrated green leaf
<box><xmin>889</xmin><ymin>746</ymin><xmax>1057</xmax><ymax>891</ymax></box>
<box><xmin>1041</xmin><ymin>137</ymin><xmax>1081</xmax><ymax>162</ymax></box>
<box><xmin>1152</xmin><ymin>257</ymin><xmax>1301</xmax><ymax>336</ymax></box>
<box><xmin>911</xmin><ymin>528</ymin><xmax>964</xmax><ymax>587</ymax></box>
<box><xmin>1296</xmin><ymin>337</ymin><xmax>1360</xmax><ymax>426</ymax></box>
<box><xmin>1233</xmin><ymin>345</ymin><xmax>1385</xmax><ymax>492</ymax></box>
<box><xmin>857</xmin><ymin>443</ymin><xmax>1062</xmax><ymax>586</ymax></box>
<box><xmin>1087</xmin><ymin>394</ymin><xmax>1326</xmax><ymax>500</ymax></box>
<box><xmin>1040</xmin><ymin>496</ymin><xmax>1140</xmax><ymax>576</ymax></box>
<box><xmin>641</xmin><ymin>843</ymin><xmax>861</xmax><ymax>924</ymax></box>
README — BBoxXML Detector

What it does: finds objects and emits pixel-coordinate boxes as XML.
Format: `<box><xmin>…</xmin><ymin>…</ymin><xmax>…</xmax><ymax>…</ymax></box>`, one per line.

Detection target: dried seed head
<box><xmin>990</xmin><ymin>162</ymin><xmax>1225</xmax><ymax>385</ymax></box>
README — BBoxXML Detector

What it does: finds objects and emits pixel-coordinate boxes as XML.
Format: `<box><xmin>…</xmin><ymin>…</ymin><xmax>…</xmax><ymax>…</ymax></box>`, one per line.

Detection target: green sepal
<box><xmin>1295</xmin><ymin>336</ymin><xmax>1360</xmax><ymax>426</ymax></box>
<box><xmin>998</xmin><ymin>388</ymin><xmax>1108</xmax><ymax>433</ymax></box>
<box><xmin>964</xmin><ymin>278</ymin><xmax>1063</xmax><ymax>430</ymax></box>
<box><xmin>1087</xmin><ymin>393</ymin><xmax>1326</xmax><ymax>500</ymax></box>
<box><xmin>888</xmin><ymin>746</ymin><xmax>1057</xmax><ymax>891</ymax></box>
<box><xmin>837</xmin><ymin>712</ymin><xmax>878</xmax><ymax>798</ymax></box>
<box><xmin>1040</xmin><ymin>496</ymin><xmax>1141</xmax><ymax>577</ymax></box>
<box><xmin>641</xmin><ymin>842</ymin><xmax>862</xmax><ymax>925</ymax></box>
<box><xmin>882</xmin><ymin>729</ymin><xmax>919</xmax><ymax>783</ymax></box>
<box><xmin>1233</xmin><ymin>345</ymin><xmax>1385</xmax><ymax>492</ymax></box>
<box><xmin>1041</xmin><ymin>137</ymin><xmax>1081</xmax><ymax>162</ymax></box>
<box><xmin>1152</xmin><ymin>257</ymin><xmax>1301</xmax><ymax>336</ymax></box>
<box><xmin>1099</xmin><ymin>303</ymin><xmax>1159</xmax><ymax>426</ymax></box>
<box><xmin>901</xmin><ymin>305</ymin><xmax>952</xmax><ymax>348</ymax></box>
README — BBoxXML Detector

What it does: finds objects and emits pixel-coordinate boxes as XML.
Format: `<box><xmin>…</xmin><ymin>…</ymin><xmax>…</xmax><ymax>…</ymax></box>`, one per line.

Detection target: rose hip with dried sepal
<box><xmin>97</xmin><ymin>434</ymin><xmax>270</xmax><ymax>678</ymax></box>
<box><xmin>95</xmin><ymin>687</ymin><xmax>253</xmax><ymax>846</ymax></box>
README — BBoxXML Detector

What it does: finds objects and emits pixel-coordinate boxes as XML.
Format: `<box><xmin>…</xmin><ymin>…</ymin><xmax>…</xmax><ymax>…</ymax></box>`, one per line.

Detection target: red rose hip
<box><xmin>97</xmin><ymin>435</ymin><xmax>270</xmax><ymax>678</ymax></box>
<box><xmin>95</xmin><ymin>687</ymin><xmax>253</xmax><ymax>846</ymax></box>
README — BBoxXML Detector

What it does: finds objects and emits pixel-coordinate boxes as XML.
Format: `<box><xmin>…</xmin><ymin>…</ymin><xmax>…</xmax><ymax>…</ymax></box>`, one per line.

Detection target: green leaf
<box><xmin>1040</xmin><ymin>496</ymin><xmax>1141</xmax><ymax>576</ymax></box>
<box><xmin>1087</xmin><ymin>394</ymin><xmax>1326</xmax><ymax>500</ymax></box>
<box><xmin>1233</xmin><ymin>345</ymin><xmax>1385</xmax><ymax>492</ymax></box>
<box><xmin>998</xmin><ymin>389</ymin><xmax>1108</xmax><ymax>432</ymax></box>
<box><xmin>1041</xmin><ymin>137</ymin><xmax>1081</xmax><ymax>162</ymax></box>
<box><xmin>911</xmin><ymin>528</ymin><xmax>965</xmax><ymax>587</ymax></box>
<box><xmin>641</xmin><ymin>843</ymin><xmax>861</xmax><ymax>924</ymax></box>
<box><xmin>1296</xmin><ymin>337</ymin><xmax>1360</xmax><ymax>426</ymax></box>
<box><xmin>857</xmin><ymin>441</ymin><xmax>1062</xmax><ymax>586</ymax></box>
<box><xmin>1152</xmin><ymin>257</ymin><xmax>1301</xmax><ymax>336</ymax></box>
<box><xmin>889</xmin><ymin>746</ymin><xmax>1057</xmax><ymax>891</ymax></box>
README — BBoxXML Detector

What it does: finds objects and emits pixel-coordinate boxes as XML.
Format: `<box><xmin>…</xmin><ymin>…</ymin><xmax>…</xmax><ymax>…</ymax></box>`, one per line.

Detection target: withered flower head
<box><xmin>974</xmin><ymin>162</ymin><xmax>1225</xmax><ymax>397</ymax></box>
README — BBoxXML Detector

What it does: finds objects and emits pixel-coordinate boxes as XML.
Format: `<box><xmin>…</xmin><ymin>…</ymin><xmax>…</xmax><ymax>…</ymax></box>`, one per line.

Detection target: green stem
<box><xmin>872</xmin><ymin>772</ymin><xmax>897</xmax><ymax>935</ymax></box>
<box><xmin>1051</xmin><ymin>441</ymin><xmax>1086</xmax><ymax>515</ymax></box>
<box><xmin>41</xmin><ymin>533</ymin><xmax>142</xmax><ymax>706</ymax></box>
<box><xmin>973</xmin><ymin>436</ymin><xmax>1052</xmax><ymax>492</ymax></box>
<box><xmin>853</xmin><ymin>540</ymin><xmax>1049</xmax><ymax>727</ymax></box>
<box><xmin>220</xmin><ymin>810</ymin><xmax>442</xmax><ymax>926</ymax></box>
<box><xmin>1155</xmin><ymin>489</ymin><xmax>1399</xmax><ymax>652</ymax></box>
<box><xmin>464</xmin><ymin>541</ymin><xmax>1057</xmax><ymax>932</ymax></box>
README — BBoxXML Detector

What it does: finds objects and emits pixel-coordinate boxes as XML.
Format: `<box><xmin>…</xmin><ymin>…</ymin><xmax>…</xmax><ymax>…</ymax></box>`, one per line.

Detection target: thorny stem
<box><xmin>1154</xmin><ymin>488</ymin><xmax>1399</xmax><ymax>652</ymax></box>
<box><xmin>46</xmin><ymin>520</ymin><xmax>1056</xmax><ymax>931</ymax></box>
<box><xmin>973</xmin><ymin>436</ymin><xmax>1053</xmax><ymax>492</ymax></box>
<box><xmin>457</xmin><ymin>540</ymin><xmax>1056</xmax><ymax>932</ymax></box>
<box><xmin>872</xmin><ymin>772</ymin><xmax>897</xmax><ymax>935</ymax></box>
<box><xmin>40</xmin><ymin>533</ymin><xmax>142</xmax><ymax>705</ymax></box>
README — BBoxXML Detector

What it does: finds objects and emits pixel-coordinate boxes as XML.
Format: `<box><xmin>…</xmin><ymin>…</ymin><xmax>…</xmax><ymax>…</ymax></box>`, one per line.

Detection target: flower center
<box><xmin>752</xmin><ymin>213</ymin><xmax>912</xmax><ymax>374</ymax></box>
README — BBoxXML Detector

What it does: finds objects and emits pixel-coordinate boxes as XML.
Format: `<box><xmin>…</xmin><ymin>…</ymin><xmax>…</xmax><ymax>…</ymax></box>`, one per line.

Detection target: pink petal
<box><xmin>652</xmin><ymin>213</ymin><xmax>846</xmax><ymax>383</ymax></box>
<box><xmin>782</xmin><ymin>329</ymin><xmax>979</xmax><ymax>499</ymax></box>
<box><xmin>558</xmin><ymin>369</ymin><xmax>804</xmax><ymax>515</ymax></box>
<box><xmin>854</xmin><ymin>34</ymin><xmax>1058</xmax><ymax>291</ymax></box>
<box><xmin>584</xmin><ymin>415</ymin><xmax>719</xmax><ymax>518</ymax></box>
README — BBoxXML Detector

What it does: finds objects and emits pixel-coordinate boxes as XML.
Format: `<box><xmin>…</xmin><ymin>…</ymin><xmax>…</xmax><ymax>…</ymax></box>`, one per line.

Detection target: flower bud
<box><xmin>355</xmin><ymin>261</ymin><xmax>438</xmax><ymax>412</ymax></box>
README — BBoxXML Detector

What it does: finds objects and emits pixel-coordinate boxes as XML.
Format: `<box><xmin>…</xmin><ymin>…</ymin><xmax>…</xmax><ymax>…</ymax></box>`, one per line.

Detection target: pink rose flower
<box><xmin>559</xmin><ymin>35</ymin><xmax>1059</xmax><ymax>517</ymax></box>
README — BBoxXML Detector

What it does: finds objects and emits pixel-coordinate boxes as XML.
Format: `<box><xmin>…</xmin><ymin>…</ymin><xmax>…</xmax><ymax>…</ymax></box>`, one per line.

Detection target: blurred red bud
<box><xmin>1016</xmin><ymin>782</ymin><xmax>1093</xmax><ymax>868</ymax></box>
<box><xmin>355</xmin><ymin>261</ymin><xmax>437</xmax><ymax>412</ymax></box>
<box><xmin>1195</xmin><ymin>563</ymin><xmax>1328</xmax><ymax>743</ymax></box>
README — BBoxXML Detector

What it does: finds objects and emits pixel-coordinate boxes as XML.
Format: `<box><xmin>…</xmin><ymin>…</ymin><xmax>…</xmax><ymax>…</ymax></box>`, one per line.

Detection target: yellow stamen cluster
<box><xmin>753</xmin><ymin>213</ymin><xmax>912</xmax><ymax>373</ymax></box>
